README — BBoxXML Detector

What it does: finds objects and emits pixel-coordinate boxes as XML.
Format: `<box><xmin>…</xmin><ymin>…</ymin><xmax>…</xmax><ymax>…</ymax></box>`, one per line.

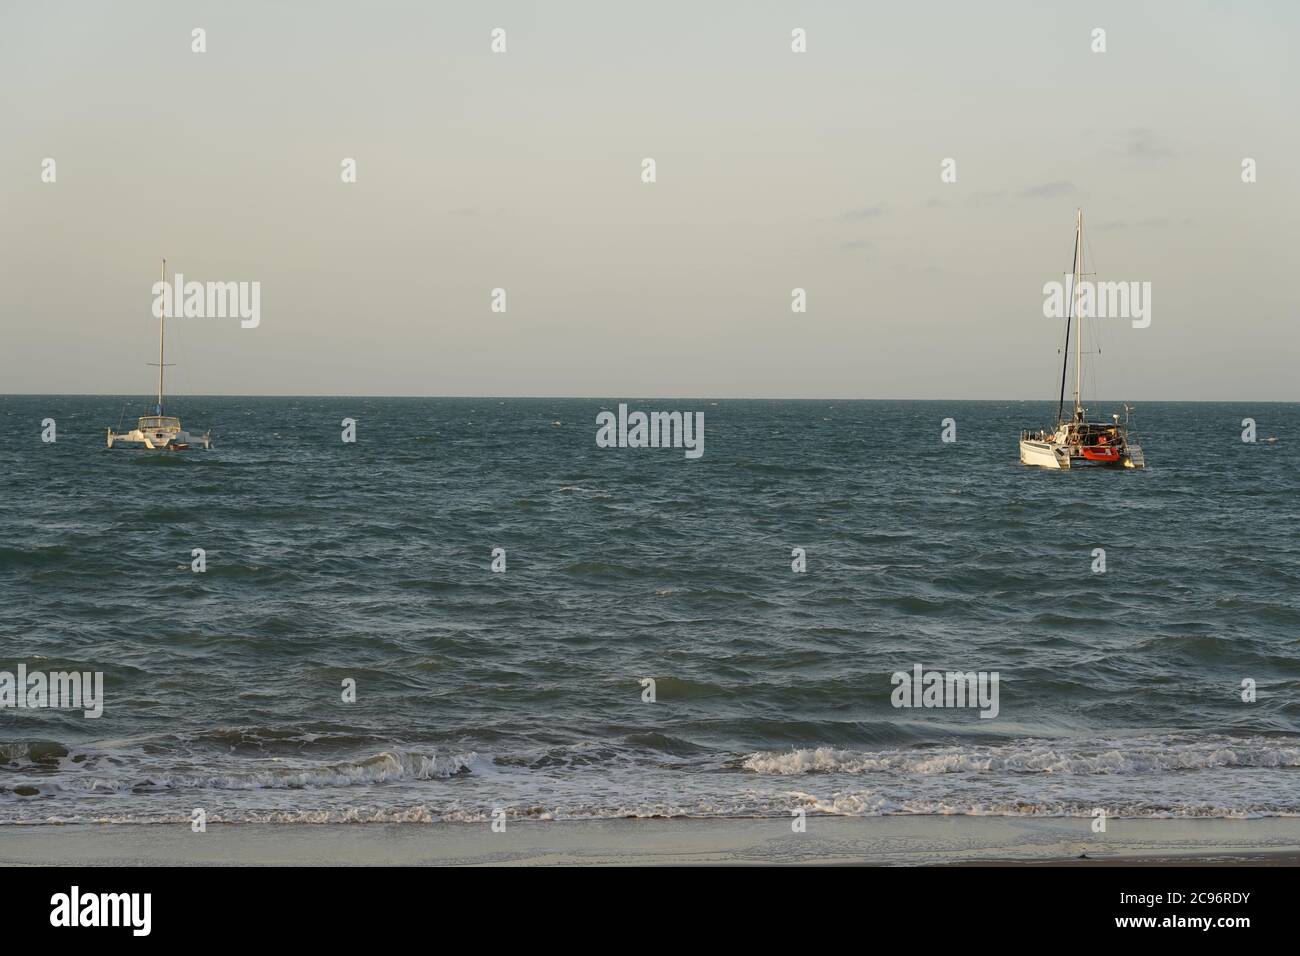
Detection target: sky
<box><xmin>1</xmin><ymin>0</ymin><xmax>1296</xmax><ymax>400</ymax></box>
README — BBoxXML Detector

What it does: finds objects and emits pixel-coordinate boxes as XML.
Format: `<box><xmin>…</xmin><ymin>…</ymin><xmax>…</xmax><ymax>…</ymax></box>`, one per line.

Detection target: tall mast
<box><xmin>1056</xmin><ymin>214</ymin><xmax>1081</xmax><ymax>425</ymax></box>
<box><xmin>157</xmin><ymin>257</ymin><xmax>166</xmax><ymax>415</ymax></box>
<box><xmin>1074</xmin><ymin>209</ymin><xmax>1083</xmax><ymax>416</ymax></box>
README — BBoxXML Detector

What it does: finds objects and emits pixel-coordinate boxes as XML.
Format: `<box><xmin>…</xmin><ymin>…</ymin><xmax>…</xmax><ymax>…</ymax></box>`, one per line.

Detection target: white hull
<box><xmin>1019</xmin><ymin>439</ymin><xmax>1068</xmax><ymax>469</ymax></box>
<box><xmin>107</xmin><ymin>414</ymin><xmax>210</xmax><ymax>450</ymax></box>
<box><xmin>107</xmin><ymin>427</ymin><xmax>210</xmax><ymax>450</ymax></box>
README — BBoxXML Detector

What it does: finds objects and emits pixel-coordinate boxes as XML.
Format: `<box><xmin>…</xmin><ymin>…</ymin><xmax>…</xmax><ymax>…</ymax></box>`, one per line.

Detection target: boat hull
<box><xmin>1019</xmin><ymin>439</ymin><xmax>1068</xmax><ymax>469</ymax></box>
<box><xmin>1020</xmin><ymin>417</ymin><xmax>1145</xmax><ymax>471</ymax></box>
<box><xmin>106</xmin><ymin>427</ymin><xmax>209</xmax><ymax>450</ymax></box>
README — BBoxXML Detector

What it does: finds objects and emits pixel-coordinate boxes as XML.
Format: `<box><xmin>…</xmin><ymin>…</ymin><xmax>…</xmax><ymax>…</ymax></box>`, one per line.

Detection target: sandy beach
<box><xmin>2</xmin><ymin>816</ymin><xmax>1297</xmax><ymax>866</ymax></box>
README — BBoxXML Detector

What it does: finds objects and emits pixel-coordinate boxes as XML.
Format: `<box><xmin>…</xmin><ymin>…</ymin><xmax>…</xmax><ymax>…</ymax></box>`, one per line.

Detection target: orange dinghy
<box><xmin>1082</xmin><ymin>446</ymin><xmax>1121</xmax><ymax>462</ymax></box>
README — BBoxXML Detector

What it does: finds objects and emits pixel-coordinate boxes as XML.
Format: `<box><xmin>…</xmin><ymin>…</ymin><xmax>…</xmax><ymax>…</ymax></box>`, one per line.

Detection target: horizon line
<box><xmin>2</xmin><ymin>393</ymin><xmax>1295</xmax><ymax>404</ymax></box>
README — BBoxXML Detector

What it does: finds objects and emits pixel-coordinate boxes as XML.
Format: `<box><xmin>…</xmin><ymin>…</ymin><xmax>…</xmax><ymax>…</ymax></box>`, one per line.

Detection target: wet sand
<box><xmin>2</xmin><ymin>815</ymin><xmax>1297</xmax><ymax>866</ymax></box>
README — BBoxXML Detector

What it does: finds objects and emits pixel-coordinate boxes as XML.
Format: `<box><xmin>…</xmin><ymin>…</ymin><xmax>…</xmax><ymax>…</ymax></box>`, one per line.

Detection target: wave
<box><xmin>787</xmin><ymin>793</ymin><xmax>1300</xmax><ymax>819</ymax></box>
<box><xmin>6</xmin><ymin>798</ymin><xmax>1298</xmax><ymax>825</ymax></box>
<box><xmin>175</xmin><ymin>727</ymin><xmax>391</xmax><ymax>754</ymax></box>
<box><xmin>30</xmin><ymin>750</ymin><xmax>479</xmax><ymax>795</ymax></box>
<box><xmin>0</xmin><ymin>545</ymin><xmax>74</xmax><ymax>571</ymax></box>
<box><xmin>742</xmin><ymin>735</ymin><xmax>1300</xmax><ymax>776</ymax></box>
<box><xmin>0</xmin><ymin>740</ymin><xmax>70</xmax><ymax>764</ymax></box>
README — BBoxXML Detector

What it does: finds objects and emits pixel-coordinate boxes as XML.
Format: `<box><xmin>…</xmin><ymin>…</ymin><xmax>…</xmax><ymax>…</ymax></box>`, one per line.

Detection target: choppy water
<box><xmin>2</xmin><ymin>396</ymin><xmax>1298</xmax><ymax>823</ymax></box>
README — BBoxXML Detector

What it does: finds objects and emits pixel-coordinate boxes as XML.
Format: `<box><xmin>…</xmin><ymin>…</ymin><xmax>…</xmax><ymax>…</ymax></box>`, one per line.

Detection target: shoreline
<box><xmin>2</xmin><ymin>816</ymin><xmax>1297</xmax><ymax>866</ymax></box>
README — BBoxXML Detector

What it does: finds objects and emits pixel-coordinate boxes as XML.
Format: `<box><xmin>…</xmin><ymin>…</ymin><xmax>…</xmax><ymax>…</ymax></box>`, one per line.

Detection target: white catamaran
<box><xmin>106</xmin><ymin>259</ymin><xmax>212</xmax><ymax>451</ymax></box>
<box><xmin>1019</xmin><ymin>210</ymin><xmax>1144</xmax><ymax>470</ymax></box>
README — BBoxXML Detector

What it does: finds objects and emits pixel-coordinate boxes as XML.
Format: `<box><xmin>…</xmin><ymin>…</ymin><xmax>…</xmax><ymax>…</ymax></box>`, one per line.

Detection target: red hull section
<box><xmin>1081</xmin><ymin>446</ymin><xmax>1121</xmax><ymax>462</ymax></box>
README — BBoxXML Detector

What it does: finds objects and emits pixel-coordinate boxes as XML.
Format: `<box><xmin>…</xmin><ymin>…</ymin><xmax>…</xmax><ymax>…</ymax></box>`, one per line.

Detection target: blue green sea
<box><xmin>1</xmin><ymin>396</ymin><xmax>1297</xmax><ymax>823</ymax></box>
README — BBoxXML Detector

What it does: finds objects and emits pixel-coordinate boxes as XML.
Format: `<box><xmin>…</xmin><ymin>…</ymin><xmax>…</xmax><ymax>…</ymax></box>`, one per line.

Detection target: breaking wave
<box><xmin>742</xmin><ymin>736</ymin><xmax>1300</xmax><ymax>776</ymax></box>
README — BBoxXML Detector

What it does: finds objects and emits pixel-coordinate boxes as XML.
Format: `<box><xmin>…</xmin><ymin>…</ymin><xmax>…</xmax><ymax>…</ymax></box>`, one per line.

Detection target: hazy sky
<box><xmin>2</xmin><ymin>1</ymin><xmax>1296</xmax><ymax>399</ymax></box>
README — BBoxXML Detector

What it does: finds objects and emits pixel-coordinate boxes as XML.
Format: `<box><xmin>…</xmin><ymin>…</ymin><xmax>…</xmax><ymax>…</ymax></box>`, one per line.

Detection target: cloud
<box><xmin>924</xmin><ymin>190</ymin><xmax>1006</xmax><ymax>209</ymax></box>
<box><xmin>839</xmin><ymin>239</ymin><xmax>874</xmax><ymax>251</ymax></box>
<box><xmin>1016</xmin><ymin>181</ymin><xmax>1077</xmax><ymax>199</ymax></box>
<box><xmin>1097</xmin><ymin>216</ymin><xmax>1186</xmax><ymax>231</ymax></box>
<box><xmin>840</xmin><ymin>203</ymin><xmax>888</xmax><ymax>221</ymax></box>
<box><xmin>1122</xmin><ymin>127</ymin><xmax>1175</xmax><ymax>160</ymax></box>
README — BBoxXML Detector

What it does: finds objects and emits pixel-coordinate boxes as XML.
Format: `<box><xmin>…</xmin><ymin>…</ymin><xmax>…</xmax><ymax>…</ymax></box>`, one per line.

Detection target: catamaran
<box><xmin>1019</xmin><ymin>210</ymin><xmax>1144</xmax><ymax>470</ymax></box>
<box><xmin>106</xmin><ymin>259</ymin><xmax>212</xmax><ymax>451</ymax></box>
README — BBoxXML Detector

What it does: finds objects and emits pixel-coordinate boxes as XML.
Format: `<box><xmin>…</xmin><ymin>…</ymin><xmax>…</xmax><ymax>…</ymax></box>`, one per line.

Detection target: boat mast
<box><xmin>1074</xmin><ymin>209</ymin><xmax>1083</xmax><ymax>418</ymax></box>
<box><xmin>157</xmin><ymin>257</ymin><xmax>166</xmax><ymax>416</ymax></box>
<box><xmin>1056</xmin><ymin>212</ymin><xmax>1081</xmax><ymax>425</ymax></box>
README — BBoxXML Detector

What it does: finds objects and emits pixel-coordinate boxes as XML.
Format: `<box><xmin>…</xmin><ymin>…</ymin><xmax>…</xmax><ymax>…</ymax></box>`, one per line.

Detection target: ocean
<box><xmin>2</xmin><ymin>396</ymin><xmax>1298</xmax><ymax>824</ymax></box>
